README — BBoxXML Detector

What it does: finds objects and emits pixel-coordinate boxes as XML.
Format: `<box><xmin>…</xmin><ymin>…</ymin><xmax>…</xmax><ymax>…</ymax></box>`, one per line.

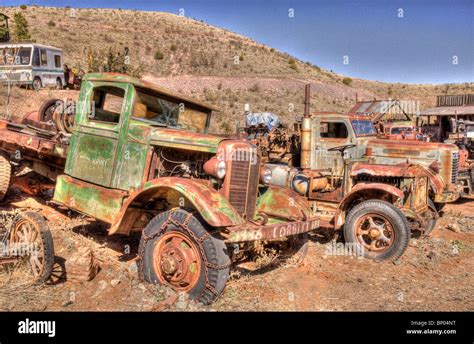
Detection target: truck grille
<box><xmin>226</xmin><ymin>146</ymin><xmax>260</xmax><ymax>220</ymax></box>
<box><xmin>451</xmin><ymin>151</ymin><xmax>459</xmax><ymax>184</ymax></box>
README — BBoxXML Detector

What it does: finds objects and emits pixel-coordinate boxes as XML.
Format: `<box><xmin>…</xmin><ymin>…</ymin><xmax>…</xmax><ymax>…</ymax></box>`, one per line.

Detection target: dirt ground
<box><xmin>0</xmin><ymin>171</ymin><xmax>472</xmax><ymax>312</ymax></box>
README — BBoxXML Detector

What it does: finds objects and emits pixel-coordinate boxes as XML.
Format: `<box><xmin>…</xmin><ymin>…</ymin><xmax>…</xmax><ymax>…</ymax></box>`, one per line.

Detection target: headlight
<box><xmin>260</xmin><ymin>166</ymin><xmax>272</xmax><ymax>184</ymax></box>
<box><xmin>203</xmin><ymin>156</ymin><xmax>226</xmax><ymax>179</ymax></box>
<box><xmin>216</xmin><ymin>160</ymin><xmax>226</xmax><ymax>179</ymax></box>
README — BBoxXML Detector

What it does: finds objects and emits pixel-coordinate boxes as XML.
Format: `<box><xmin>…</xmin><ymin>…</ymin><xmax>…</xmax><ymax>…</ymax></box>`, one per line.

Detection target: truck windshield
<box><xmin>391</xmin><ymin>127</ymin><xmax>412</xmax><ymax>135</ymax></box>
<box><xmin>351</xmin><ymin>119</ymin><xmax>377</xmax><ymax>136</ymax></box>
<box><xmin>133</xmin><ymin>88</ymin><xmax>209</xmax><ymax>133</ymax></box>
<box><xmin>0</xmin><ymin>47</ymin><xmax>32</xmax><ymax>66</ymax></box>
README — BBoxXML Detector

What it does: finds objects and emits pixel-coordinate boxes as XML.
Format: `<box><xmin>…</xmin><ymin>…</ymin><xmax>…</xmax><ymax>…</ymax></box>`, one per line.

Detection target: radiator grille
<box><xmin>227</xmin><ymin>152</ymin><xmax>260</xmax><ymax>219</ymax></box>
<box><xmin>451</xmin><ymin>151</ymin><xmax>459</xmax><ymax>184</ymax></box>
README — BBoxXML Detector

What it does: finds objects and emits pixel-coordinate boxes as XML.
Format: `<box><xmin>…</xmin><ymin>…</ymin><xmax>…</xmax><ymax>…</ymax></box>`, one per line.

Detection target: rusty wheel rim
<box><xmin>153</xmin><ymin>232</ymin><xmax>202</xmax><ymax>291</ymax></box>
<box><xmin>355</xmin><ymin>213</ymin><xmax>395</xmax><ymax>253</ymax></box>
<box><xmin>9</xmin><ymin>219</ymin><xmax>45</xmax><ymax>278</ymax></box>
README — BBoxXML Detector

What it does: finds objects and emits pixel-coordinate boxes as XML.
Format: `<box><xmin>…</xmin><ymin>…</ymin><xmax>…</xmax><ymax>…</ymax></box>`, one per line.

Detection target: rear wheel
<box><xmin>344</xmin><ymin>200</ymin><xmax>410</xmax><ymax>262</ymax></box>
<box><xmin>55</xmin><ymin>78</ymin><xmax>63</xmax><ymax>90</ymax></box>
<box><xmin>0</xmin><ymin>154</ymin><xmax>11</xmax><ymax>201</ymax></box>
<box><xmin>139</xmin><ymin>209</ymin><xmax>230</xmax><ymax>304</ymax></box>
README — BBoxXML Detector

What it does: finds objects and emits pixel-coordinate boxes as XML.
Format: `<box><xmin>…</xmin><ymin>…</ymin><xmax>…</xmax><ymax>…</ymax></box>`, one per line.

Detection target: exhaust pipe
<box><xmin>301</xmin><ymin>84</ymin><xmax>311</xmax><ymax>169</ymax></box>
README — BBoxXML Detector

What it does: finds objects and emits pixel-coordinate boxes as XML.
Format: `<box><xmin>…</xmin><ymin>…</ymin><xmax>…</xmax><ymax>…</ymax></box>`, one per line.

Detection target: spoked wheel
<box><xmin>140</xmin><ymin>209</ymin><xmax>230</xmax><ymax>304</ymax></box>
<box><xmin>9</xmin><ymin>212</ymin><xmax>54</xmax><ymax>283</ymax></box>
<box><xmin>355</xmin><ymin>213</ymin><xmax>395</xmax><ymax>253</ymax></box>
<box><xmin>152</xmin><ymin>232</ymin><xmax>202</xmax><ymax>291</ymax></box>
<box><xmin>344</xmin><ymin>200</ymin><xmax>410</xmax><ymax>262</ymax></box>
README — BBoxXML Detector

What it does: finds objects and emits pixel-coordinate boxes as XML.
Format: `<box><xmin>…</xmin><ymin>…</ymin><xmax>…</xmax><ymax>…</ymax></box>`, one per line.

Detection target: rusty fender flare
<box><xmin>109</xmin><ymin>177</ymin><xmax>244</xmax><ymax>235</ymax></box>
<box><xmin>256</xmin><ymin>186</ymin><xmax>313</xmax><ymax>222</ymax></box>
<box><xmin>334</xmin><ymin>183</ymin><xmax>404</xmax><ymax>229</ymax></box>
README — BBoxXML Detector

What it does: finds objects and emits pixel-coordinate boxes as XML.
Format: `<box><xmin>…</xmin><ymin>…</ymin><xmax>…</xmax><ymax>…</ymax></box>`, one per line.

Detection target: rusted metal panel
<box><xmin>226</xmin><ymin>218</ymin><xmax>319</xmax><ymax>243</ymax></box>
<box><xmin>109</xmin><ymin>177</ymin><xmax>245</xmax><ymax>235</ymax></box>
<box><xmin>255</xmin><ymin>186</ymin><xmax>312</xmax><ymax>221</ymax></box>
<box><xmin>52</xmin><ymin>175</ymin><xmax>127</xmax><ymax>223</ymax></box>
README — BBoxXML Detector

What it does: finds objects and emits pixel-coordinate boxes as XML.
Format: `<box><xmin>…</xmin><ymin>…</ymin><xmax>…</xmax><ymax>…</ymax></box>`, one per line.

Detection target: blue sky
<box><xmin>2</xmin><ymin>0</ymin><xmax>473</xmax><ymax>84</ymax></box>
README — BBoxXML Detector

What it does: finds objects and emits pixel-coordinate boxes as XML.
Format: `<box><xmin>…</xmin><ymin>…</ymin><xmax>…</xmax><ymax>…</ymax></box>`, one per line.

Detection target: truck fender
<box><xmin>256</xmin><ymin>186</ymin><xmax>313</xmax><ymax>221</ymax></box>
<box><xmin>334</xmin><ymin>183</ymin><xmax>404</xmax><ymax>229</ymax></box>
<box><xmin>109</xmin><ymin>177</ymin><xmax>244</xmax><ymax>235</ymax></box>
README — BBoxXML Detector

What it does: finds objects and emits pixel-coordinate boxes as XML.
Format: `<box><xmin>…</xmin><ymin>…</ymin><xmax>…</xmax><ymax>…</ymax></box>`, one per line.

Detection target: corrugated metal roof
<box><xmin>419</xmin><ymin>105</ymin><xmax>474</xmax><ymax>116</ymax></box>
<box><xmin>348</xmin><ymin>100</ymin><xmax>411</xmax><ymax>122</ymax></box>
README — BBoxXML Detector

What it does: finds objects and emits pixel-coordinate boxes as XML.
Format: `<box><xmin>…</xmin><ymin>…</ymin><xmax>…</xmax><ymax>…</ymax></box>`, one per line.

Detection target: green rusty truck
<box><xmin>0</xmin><ymin>73</ymin><xmax>320</xmax><ymax>303</ymax></box>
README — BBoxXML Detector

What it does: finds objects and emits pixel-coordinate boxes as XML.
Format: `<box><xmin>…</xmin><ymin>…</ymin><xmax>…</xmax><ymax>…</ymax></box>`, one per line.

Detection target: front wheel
<box><xmin>32</xmin><ymin>77</ymin><xmax>42</xmax><ymax>91</ymax></box>
<box><xmin>139</xmin><ymin>209</ymin><xmax>230</xmax><ymax>305</ymax></box>
<box><xmin>343</xmin><ymin>200</ymin><xmax>410</xmax><ymax>262</ymax></box>
<box><xmin>423</xmin><ymin>199</ymin><xmax>439</xmax><ymax>235</ymax></box>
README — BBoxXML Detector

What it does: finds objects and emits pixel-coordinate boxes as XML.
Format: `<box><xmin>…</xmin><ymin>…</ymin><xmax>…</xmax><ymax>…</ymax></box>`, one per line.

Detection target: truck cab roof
<box><xmin>83</xmin><ymin>73</ymin><xmax>219</xmax><ymax>113</ymax></box>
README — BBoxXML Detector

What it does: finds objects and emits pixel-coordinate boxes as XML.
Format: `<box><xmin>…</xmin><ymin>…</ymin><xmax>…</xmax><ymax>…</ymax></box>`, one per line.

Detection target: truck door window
<box><xmin>320</xmin><ymin>122</ymin><xmax>348</xmax><ymax>139</ymax></box>
<box><xmin>40</xmin><ymin>49</ymin><xmax>48</xmax><ymax>66</ymax></box>
<box><xmin>89</xmin><ymin>86</ymin><xmax>125</xmax><ymax>124</ymax></box>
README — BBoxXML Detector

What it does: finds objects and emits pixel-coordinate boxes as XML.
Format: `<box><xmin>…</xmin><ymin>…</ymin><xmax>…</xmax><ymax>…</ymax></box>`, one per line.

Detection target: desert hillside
<box><xmin>0</xmin><ymin>5</ymin><xmax>473</xmax><ymax>133</ymax></box>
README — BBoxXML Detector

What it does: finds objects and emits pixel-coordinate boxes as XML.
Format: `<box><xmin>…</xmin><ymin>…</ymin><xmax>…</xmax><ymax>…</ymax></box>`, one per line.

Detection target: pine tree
<box><xmin>13</xmin><ymin>12</ymin><xmax>31</xmax><ymax>42</ymax></box>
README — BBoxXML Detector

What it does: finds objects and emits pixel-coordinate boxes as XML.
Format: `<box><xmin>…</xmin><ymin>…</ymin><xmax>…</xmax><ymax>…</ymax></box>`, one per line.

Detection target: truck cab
<box><xmin>308</xmin><ymin>112</ymin><xmax>461</xmax><ymax>206</ymax></box>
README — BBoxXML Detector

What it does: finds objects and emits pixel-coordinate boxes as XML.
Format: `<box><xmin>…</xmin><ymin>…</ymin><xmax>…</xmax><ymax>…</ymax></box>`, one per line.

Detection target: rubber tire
<box><xmin>423</xmin><ymin>199</ymin><xmax>439</xmax><ymax>235</ymax></box>
<box><xmin>12</xmin><ymin>212</ymin><xmax>55</xmax><ymax>284</ymax></box>
<box><xmin>139</xmin><ymin>209</ymin><xmax>230</xmax><ymax>305</ymax></box>
<box><xmin>38</xmin><ymin>98</ymin><xmax>62</xmax><ymax>123</ymax></box>
<box><xmin>32</xmin><ymin>77</ymin><xmax>42</xmax><ymax>91</ymax></box>
<box><xmin>343</xmin><ymin>200</ymin><xmax>410</xmax><ymax>262</ymax></box>
<box><xmin>0</xmin><ymin>154</ymin><xmax>11</xmax><ymax>201</ymax></box>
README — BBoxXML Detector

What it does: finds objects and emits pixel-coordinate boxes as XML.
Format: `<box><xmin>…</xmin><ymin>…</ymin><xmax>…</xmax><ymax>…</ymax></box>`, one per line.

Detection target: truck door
<box><xmin>65</xmin><ymin>82</ymin><xmax>133</xmax><ymax>187</ymax></box>
<box><xmin>315</xmin><ymin>119</ymin><xmax>353</xmax><ymax>176</ymax></box>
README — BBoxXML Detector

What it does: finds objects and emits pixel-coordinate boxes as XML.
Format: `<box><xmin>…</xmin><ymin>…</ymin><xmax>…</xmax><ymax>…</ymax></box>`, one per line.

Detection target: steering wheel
<box><xmin>327</xmin><ymin>143</ymin><xmax>356</xmax><ymax>153</ymax></box>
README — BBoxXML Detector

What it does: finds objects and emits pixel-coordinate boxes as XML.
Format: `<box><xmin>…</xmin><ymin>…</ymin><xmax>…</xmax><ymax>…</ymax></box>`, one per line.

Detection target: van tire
<box><xmin>56</xmin><ymin>78</ymin><xmax>63</xmax><ymax>90</ymax></box>
<box><xmin>32</xmin><ymin>77</ymin><xmax>42</xmax><ymax>90</ymax></box>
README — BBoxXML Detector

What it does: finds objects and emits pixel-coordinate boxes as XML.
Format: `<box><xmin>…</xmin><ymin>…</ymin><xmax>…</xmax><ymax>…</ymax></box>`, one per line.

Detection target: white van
<box><xmin>0</xmin><ymin>43</ymin><xmax>65</xmax><ymax>90</ymax></box>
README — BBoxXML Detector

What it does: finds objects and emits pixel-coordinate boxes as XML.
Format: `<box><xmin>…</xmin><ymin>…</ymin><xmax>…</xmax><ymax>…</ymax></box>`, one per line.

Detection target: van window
<box><xmin>320</xmin><ymin>122</ymin><xmax>348</xmax><ymax>139</ymax></box>
<box><xmin>40</xmin><ymin>50</ymin><xmax>48</xmax><ymax>66</ymax></box>
<box><xmin>54</xmin><ymin>55</ymin><xmax>61</xmax><ymax>68</ymax></box>
<box><xmin>32</xmin><ymin>48</ymin><xmax>40</xmax><ymax>66</ymax></box>
<box><xmin>88</xmin><ymin>86</ymin><xmax>125</xmax><ymax>124</ymax></box>
<box><xmin>0</xmin><ymin>47</ymin><xmax>32</xmax><ymax>66</ymax></box>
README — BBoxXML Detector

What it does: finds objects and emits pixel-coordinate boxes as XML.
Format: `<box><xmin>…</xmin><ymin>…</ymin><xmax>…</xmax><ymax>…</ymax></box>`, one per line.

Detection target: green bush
<box><xmin>20</xmin><ymin>4</ymin><xmax>27</xmax><ymax>10</ymax></box>
<box><xmin>170</xmin><ymin>44</ymin><xmax>177</xmax><ymax>52</ymax></box>
<box><xmin>154</xmin><ymin>49</ymin><xmax>164</xmax><ymax>60</ymax></box>
<box><xmin>342</xmin><ymin>77</ymin><xmax>352</xmax><ymax>86</ymax></box>
<box><xmin>48</xmin><ymin>20</ymin><xmax>56</xmax><ymax>27</ymax></box>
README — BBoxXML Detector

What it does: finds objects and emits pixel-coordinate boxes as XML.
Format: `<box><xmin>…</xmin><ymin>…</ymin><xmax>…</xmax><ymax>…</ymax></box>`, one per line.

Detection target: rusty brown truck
<box><xmin>245</xmin><ymin>86</ymin><xmax>451</xmax><ymax>261</ymax></box>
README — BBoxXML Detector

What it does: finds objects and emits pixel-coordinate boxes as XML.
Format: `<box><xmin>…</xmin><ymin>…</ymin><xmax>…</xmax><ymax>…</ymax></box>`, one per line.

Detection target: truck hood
<box><xmin>367</xmin><ymin>138</ymin><xmax>458</xmax><ymax>161</ymax></box>
<box><xmin>364</xmin><ymin>138</ymin><xmax>459</xmax><ymax>190</ymax></box>
<box><xmin>149</xmin><ymin>128</ymin><xmax>224</xmax><ymax>153</ymax></box>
